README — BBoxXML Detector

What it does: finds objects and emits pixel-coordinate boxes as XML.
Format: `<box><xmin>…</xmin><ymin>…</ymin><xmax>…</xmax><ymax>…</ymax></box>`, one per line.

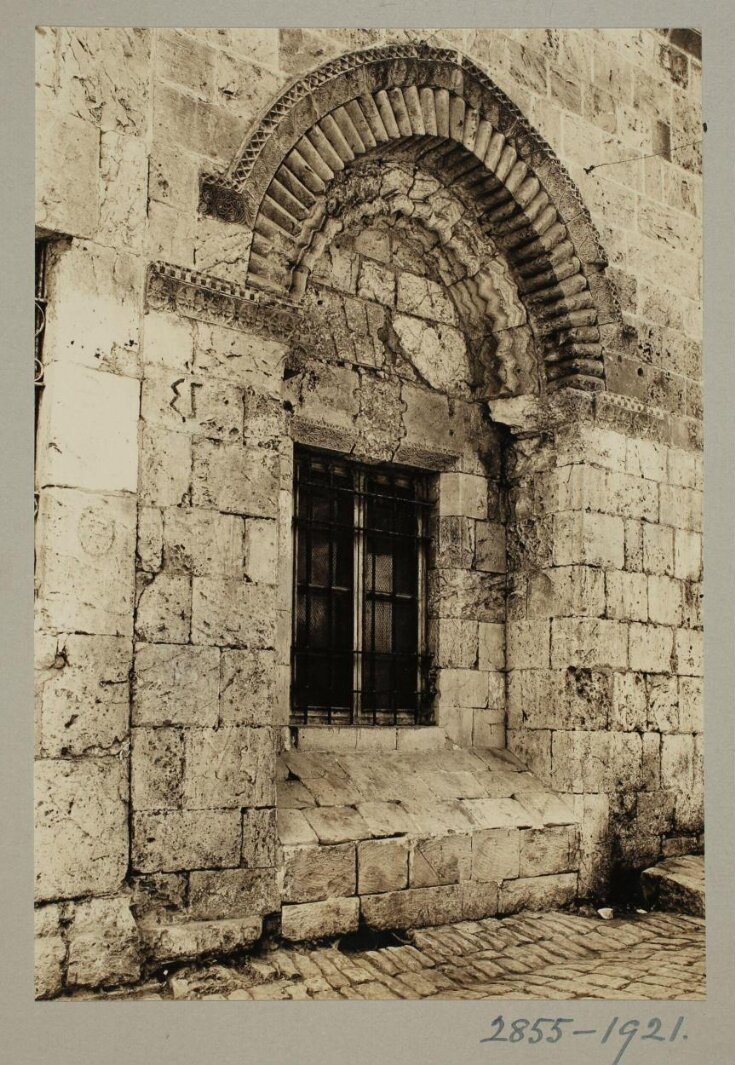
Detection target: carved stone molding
<box><xmin>201</xmin><ymin>43</ymin><xmax>625</xmax><ymax>393</ymax></box>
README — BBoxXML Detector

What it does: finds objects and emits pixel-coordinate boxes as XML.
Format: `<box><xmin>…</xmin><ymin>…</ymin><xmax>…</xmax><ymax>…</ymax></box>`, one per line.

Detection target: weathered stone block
<box><xmin>188</xmin><ymin>868</ymin><xmax>278</xmax><ymax>919</ymax></box>
<box><xmin>141</xmin><ymin>916</ymin><xmax>262</xmax><ymax>964</ymax></box>
<box><xmin>551</xmin><ymin>618</ymin><xmax>628</xmax><ymax>669</ymax></box>
<box><xmin>98</xmin><ymin>130</ymin><xmax>148</xmax><ymax>250</ymax></box>
<box><xmin>193</xmin><ymin>324</ymin><xmax>285</xmax><ymax>394</ymax></box>
<box><xmin>551</xmin><ymin>731</ymin><xmax>610</xmax><ymax>794</ymax></box>
<box><xmin>506</xmin><ymin>729</ymin><xmax>552</xmax><ymax>787</ymax></box>
<box><xmin>429</xmin><ymin>569</ymin><xmax>505</xmax><ymax>622</ymax></box>
<box><xmin>131</xmin><ymin>727</ymin><xmax>184</xmax><ymax>809</ymax></box>
<box><xmin>397</xmin><ymin>272</ymin><xmax>457</xmax><ymax>324</ymax></box>
<box><xmin>241</xmin><ymin>807</ymin><xmax>277</xmax><ymax>869</ymax></box>
<box><xmin>410</xmin><ymin>834</ymin><xmax>471</xmax><ymax>887</ymax></box>
<box><xmin>675</xmin><ymin>628</ymin><xmax>703</xmax><ymax>676</ymax></box>
<box><xmin>133</xmin><ymin>643</ymin><xmax>219</xmax><ymax>726</ymax></box>
<box><xmin>282</xmin><ymin>898</ymin><xmax>360</xmax><ymax>941</ymax></box>
<box><xmin>527</xmin><ymin>566</ymin><xmax>605</xmax><ymax>618</ymax></box>
<box><xmin>674</xmin><ymin>529</ymin><xmax>702</xmax><ymax>581</ymax></box>
<box><xmin>35</xmin><ymin>758</ymin><xmax>128</xmax><ymax>901</ymax></box>
<box><xmin>629</xmin><ymin>623</ymin><xmax>673</xmax><ymax>673</ymax></box>
<box><xmin>44</xmin><ymin>242</ymin><xmax>143</xmax><ymax>376</ymax></box>
<box><xmin>66</xmin><ymin>896</ymin><xmax>140</xmax><ymax>989</ymax></box>
<box><xmin>507</xmin><ymin>620</ymin><xmax>550</xmax><ymax>668</ymax></box>
<box><xmin>302</xmin><ymin>805</ymin><xmax>371</xmax><ymax>845</ymax></box>
<box><xmin>35</xmin><ymin>934</ymin><xmax>66</xmax><ymax>999</ymax></box>
<box><xmin>553</xmin><ymin>511</ymin><xmax>625</xmax><ymax>568</ymax></box>
<box><xmin>605</xmin><ymin>570</ymin><xmax>647</xmax><ymax>621</ymax></box>
<box><xmin>646</xmin><ymin>674</ymin><xmax>679</xmax><ymax>732</ymax></box>
<box><xmin>219</xmin><ymin>648</ymin><xmax>284</xmax><ymax>726</ymax></box>
<box><xmin>519</xmin><ymin>825</ymin><xmax>578</xmax><ymax>877</ymax></box>
<box><xmin>438</xmin><ymin>472</ymin><xmax>487</xmax><ymax>519</ymax></box>
<box><xmin>643</xmin><ymin>523</ymin><xmax>675</xmax><ymax>575</ymax></box>
<box><xmin>434</xmin><ymin>618</ymin><xmax>479</xmax><ymax>669</ymax></box>
<box><xmin>137</xmin><ymin>507</ymin><xmax>163</xmax><ymax>572</ymax></box>
<box><xmin>36</xmin><ymin>488</ymin><xmax>136</xmax><ymax>637</ymax></box>
<box><xmin>37</xmin><ymin>364</ymin><xmax>140</xmax><ymax>493</ymax></box>
<box><xmin>36</xmin><ymin>111</ymin><xmax>100</xmax><ymax>238</ymax></box>
<box><xmin>162</xmin><ymin>508</ymin><xmax>244</xmax><ymax>577</ymax></box>
<box><xmin>360</xmin><ymin>884</ymin><xmax>463</xmax><ymax>930</ymax></box>
<box><xmin>35</xmin><ymin>633</ymin><xmax>130</xmax><ymax>757</ymax></box>
<box><xmin>499</xmin><ymin>872</ymin><xmax>578</xmax><ymax>914</ymax></box>
<box><xmin>357</xmin><ymin>259</ymin><xmax>395</xmax><ymax>306</ymax></box>
<box><xmin>626</xmin><ymin>438</ymin><xmax>667</xmax><ymax>481</ymax></box>
<box><xmin>282</xmin><ymin>843</ymin><xmax>356</xmax><ymax>903</ymax></box>
<box><xmin>244</xmin><ymin>518</ymin><xmax>278</xmax><ymax>584</ymax></box>
<box><xmin>475</xmin><ymin>522</ymin><xmax>507</xmax><ymax>573</ymax></box>
<box><xmin>478</xmin><ymin>622</ymin><xmax>505</xmax><ymax>671</ymax></box>
<box><xmin>678</xmin><ymin>675</ymin><xmax>703</xmax><ymax>732</ymax></box>
<box><xmin>132</xmin><ymin>810</ymin><xmax>241</xmax><ymax>873</ymax></box>
<box><xmin>191</xmin><ymin>440</ymin><xmax>279</xmax><ymax>516</ymax></box>
<box><xmin>556</xmin><ymin>424</ymin><xmax>627</xmax><ymax>472</ymax></box>
<box><xmin>358</xmin><ymin>838</ymin><xmax>410</xmax><ymax>893</ymax></box>
<box><xmin>191</xmin><ymin>579</ymin><xmax>276</xmax><ymax>647</ymax></box>
<box><xmin>471</xmin><ymin>827</ymin><xmax>521</xmax><ymax>882</ymax></box>
<box><xmin>135</xmin><ymin>573</ymin><xmax>191</xmax><ymax>643</ymax></box>
<box><xmin>438</xmin><ymin>668</ymin><xmax>489</xmax><ymax>709</ymax></box>
<box><xmin>139</xmin><ymin>424</ymin><xmax>192</xmax><ymax>507</ymax></box>
<box><xmin>184</xmin><ymin>726</ymin><xmax>276</xmax><ymax>809</ymax></box>
<box><xmin>610</xmin><ymin>671</ymin><xmax>647</xmax><ymax>731</ymax></box>
<box><xmin>141</xmin><ymin>369</ymin><xmax>243</xmax><ymax>441</ymax></box>
<box><xmin>659</xmin><ymin>485</ymin><xmax>702</xmax><ymax>532</ymax></box>
<box><xmin>648</xmin><ymin>574</ymin><xmax>683</xmax><ymax>625</ymax></box>
<box><xmin>571</xmin><ymin>792</ymin><xmax>610</xmax><ymax>895</ymax></box>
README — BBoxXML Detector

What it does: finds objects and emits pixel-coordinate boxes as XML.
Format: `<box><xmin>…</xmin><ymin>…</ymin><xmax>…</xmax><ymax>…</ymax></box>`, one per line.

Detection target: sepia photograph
<box><xmin>32</xmin><ymin>22</ymin><xmax>707</xmax><ymax>1013</ymax></box>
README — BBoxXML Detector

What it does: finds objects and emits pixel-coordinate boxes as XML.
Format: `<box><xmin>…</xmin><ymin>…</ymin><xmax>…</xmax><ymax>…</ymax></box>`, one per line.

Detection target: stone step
<box><xmin>277</xmin><ymin>746</ymin><xmax>582</xmax><ymax>937</ymax></box>
<box><xmin>640</xmin><ymin>854</ymin><xmax>705</xmax><ymax>917</ymax></box>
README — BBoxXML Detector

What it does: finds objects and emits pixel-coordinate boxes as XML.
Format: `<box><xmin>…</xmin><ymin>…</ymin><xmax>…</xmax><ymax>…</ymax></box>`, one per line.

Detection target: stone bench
<box><xmin>277</xmin><ymin>747</ymin><xmax>581</xmax><ymax>940</ymax></box>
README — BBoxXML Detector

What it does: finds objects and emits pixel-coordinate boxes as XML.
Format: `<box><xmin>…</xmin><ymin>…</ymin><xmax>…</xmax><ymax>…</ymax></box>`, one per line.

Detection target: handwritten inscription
<box><xmin>480</xmin><ymin>1014</ymin><xmax>688</xmax><ymax>1064</ymax></box>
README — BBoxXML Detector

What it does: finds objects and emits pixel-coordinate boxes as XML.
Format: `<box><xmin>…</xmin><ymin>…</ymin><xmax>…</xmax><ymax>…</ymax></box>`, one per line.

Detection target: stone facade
<box><xmin>34</xmin><ymin>26</ymin><xmax>703</xmax><ymax>997</ymax></box>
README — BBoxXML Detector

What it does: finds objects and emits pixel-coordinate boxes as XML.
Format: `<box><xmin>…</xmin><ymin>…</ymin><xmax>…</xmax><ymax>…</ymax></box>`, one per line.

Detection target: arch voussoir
<box><xmin>204</xmin><ymin>43</ymin><xmax>623</xmax><ymax>392</ymax></box>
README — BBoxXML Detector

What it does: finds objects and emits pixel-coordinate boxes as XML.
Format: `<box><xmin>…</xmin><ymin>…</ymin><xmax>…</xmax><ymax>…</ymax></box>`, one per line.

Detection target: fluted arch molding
<box><xmin>205</xmin><ymin>42</ymin><xmax>623</xmax><ymax>391</ymax></box>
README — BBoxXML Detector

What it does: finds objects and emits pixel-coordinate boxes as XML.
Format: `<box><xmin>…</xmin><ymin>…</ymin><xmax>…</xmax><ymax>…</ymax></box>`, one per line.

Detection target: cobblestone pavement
<box><xmin>85</xmin><ymin>910</ymin><xmax>705</xmax><ymax>1001</ymax></box>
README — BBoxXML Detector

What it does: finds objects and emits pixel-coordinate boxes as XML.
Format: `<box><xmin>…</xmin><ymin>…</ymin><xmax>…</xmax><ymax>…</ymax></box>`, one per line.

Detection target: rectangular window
<box><xmin>292</xmin><ymin>446</ymin><xmax>433</xmax><ymax>727</ymax></box>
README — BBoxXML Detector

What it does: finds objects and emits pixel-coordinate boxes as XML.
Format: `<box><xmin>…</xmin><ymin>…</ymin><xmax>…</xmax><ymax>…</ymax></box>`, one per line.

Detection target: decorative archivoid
<box><xmin>301</xmin><ymin>161</ymin><xmax>541</xmax><ymax>399</ymax></box>
<box><xmin>203</xmin><ymin>44</ymin><xmax>624</xmax><ymax>392</ymax></box>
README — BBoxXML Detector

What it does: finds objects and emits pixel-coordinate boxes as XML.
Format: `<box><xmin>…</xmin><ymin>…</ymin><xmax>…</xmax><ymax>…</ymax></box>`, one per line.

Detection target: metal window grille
<box><xmin>35</xmin><ymin>240</ymin><xmax>49</xmax><ymax>521</ymax></box>
<box><xmin>291</xmin><ymin>447</ymin><xmax>434</xmax><ymax>727</ymax></box>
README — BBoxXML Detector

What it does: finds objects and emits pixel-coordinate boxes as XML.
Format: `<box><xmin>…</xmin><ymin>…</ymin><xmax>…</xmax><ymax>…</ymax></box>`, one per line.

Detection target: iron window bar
<box><xmin>292</xmin><ymin>446</ymin><xmax>434</xmax><ymax>727</ymax></box>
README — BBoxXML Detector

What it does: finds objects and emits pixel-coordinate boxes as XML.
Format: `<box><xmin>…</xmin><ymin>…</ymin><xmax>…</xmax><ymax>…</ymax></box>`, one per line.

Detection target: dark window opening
<box><xmin>292</xmin><ymin>447</ymin><xmax>433</xmax><ymax>727</ymax></box>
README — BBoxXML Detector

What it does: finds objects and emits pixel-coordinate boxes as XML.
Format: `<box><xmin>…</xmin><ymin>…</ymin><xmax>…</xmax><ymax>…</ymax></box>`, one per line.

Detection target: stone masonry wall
<box><xmin>35</xmin><ymin>27</ymin><xmax>702</xmax><ymax>995</ymax></box>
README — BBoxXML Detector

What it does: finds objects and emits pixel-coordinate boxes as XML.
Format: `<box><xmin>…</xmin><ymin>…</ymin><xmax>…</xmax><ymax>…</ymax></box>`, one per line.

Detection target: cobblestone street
<box><xmin>79</xmin><ymin>910</ymin><xmax>705</xmax><ymax>1001</ymax></box>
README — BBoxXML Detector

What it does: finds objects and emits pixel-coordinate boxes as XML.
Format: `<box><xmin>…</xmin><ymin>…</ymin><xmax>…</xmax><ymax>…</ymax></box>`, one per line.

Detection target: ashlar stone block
<box><xmin>36</xmin><ymin>111</ymin><xmax>100</xmax><ymax>238</ymax></box>
<box><xmin>131</xmin><ymin>727</ymin><xmax>184</xmax><ymax>810</ymax></box>
<box><xmin>162</xmin><ymin>508</ymin><xmax>244</xmax><ymax>577</ymax></box>
<box><xmin>282</xmin><ymin>898</ymin><xmax>359</xmax><ymax>940</ymax></box>
<box><xmin>66</xmin><ymin>896</ymin><xmax>140</xmax><ymax>989</ymax></box>
<box><xmin>35</xmin><ymin>758</ymin><xmax>128</xmax><ymax>901</ymax></box>
<box><xmin>183</xmin><ymin>726</ymin><xmax>276</xmax><ymax>809</ymax></box>
<box><xmin>629</xmin><ymin>623</ymin><xmax>674</xmax><ymax>673</ymax></box>
<box><xmin>133</xmin><ymin>643</ymin><xmax>219</xmax><ymax>726</ymax></box>
<box><xmin>282</xmin><ymin>843</ymin><xmax>356</xmax><ymax>903</ymax></box>
<box><xmin>37</xmin><ymin>364</ymin><xmax>140</xmax><ymax>494</ymax></box>
<box><xmin>36</xmin><ymin>488</ymin><xmax>136</xmax><ymax>637</ymax></box>
<box><xmin>409</xmin><ymin>834</ymin><xmax>471</xmax><ymax>887</ymax></box>
<box><xmin>192</xmin><ymin>440</ymin><xmax>279</xmax><ymax>516</ymax></box>
<box><xmin>132</xmin><ymin>809</ymin><xmax>241</xmax><ymax>873</ymax></box>
<box><xmin>358</xmin><ymin>838</ymin><xmax>410</xmax><ymax>893</ymax></box>
<box><xmin>519</xmin><ymin>825</ymin><xmax>578</xmax><ymax>877</ymax></box>
<box><xmin>553</xmin><ymin>511</ymin><xmax>625</xmax><ymax>568</ymax></box>
<box><xmin>191</xmin><ymin>579</ymin><xmax>276</xmax><ymax>647</ymax></box>
<box><xmin>36</xmin><ymin>633</ymin><xmax>130</xmax><ymax>757</ymax></box>
<box><xmin>188</xmin><ymin>868</ymin><xmax>278</xmax><ymax>919</ymax></box>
